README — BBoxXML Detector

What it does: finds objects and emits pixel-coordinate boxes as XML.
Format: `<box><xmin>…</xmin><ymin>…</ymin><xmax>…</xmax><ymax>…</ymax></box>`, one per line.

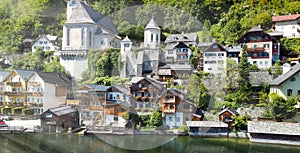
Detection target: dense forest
<box><xmin>0</xmin><ymin>0</ymin><xmax>299</xmax><ymax>54</ymax></box>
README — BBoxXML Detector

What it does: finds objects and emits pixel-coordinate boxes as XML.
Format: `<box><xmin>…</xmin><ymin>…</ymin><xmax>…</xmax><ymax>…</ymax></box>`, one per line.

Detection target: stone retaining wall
<box><xmin>248</xmin><ymin>121</ymin><xmax>300</xmax><ymax>135</ymax></box>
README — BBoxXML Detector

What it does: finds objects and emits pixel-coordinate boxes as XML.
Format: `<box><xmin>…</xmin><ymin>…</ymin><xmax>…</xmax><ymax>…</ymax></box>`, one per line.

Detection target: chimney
<box><xmin>282</xmin><ymin>63</ymin><xmax>291</xmax><ymax>74</ymax></box>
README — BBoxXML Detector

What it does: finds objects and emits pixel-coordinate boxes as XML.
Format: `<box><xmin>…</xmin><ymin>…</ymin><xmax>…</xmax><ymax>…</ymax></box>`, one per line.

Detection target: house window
<box><xmin>67</xmin><ymin>29</ymin><xmax>70</xmax><ymax>46</ymax></box>
<box><xmin>184</xmin><ymin>104</ymin><xmax>190</xmax><ymax>109</ymax></box>
<box><xmin>81</xmin><ymin>28</ymin><xmax>85</xmax><ymax>46</ymax></box>
<box><xmin>264</xmin><ymin>44</ymin><xmax>269</xmax><ymax>48</ymax></box>
<box><xmin>287</xmin><ymin>89</ymin><xmax>293</xmax><ymax>96</ymax></box>
<box><xmin>170</xmin><ymin>104</ymin><xmax>174</xmax><ymax>109</ymax></box>
<box><xmin>253</xmin><ymin>44</ymin><xmax>257</xmax><ymax>48</ymax></box>
<box><xmin>292</xmin><ymin>33</ymin><xmax>295</xmax><ymax>37</ymax></box>
<box><xmin>213</xmin><ymin>45</ymin><xmax>218</xmax><ymax>49</ymax></box>
<box><xmin>169</xmin><ymin>116</ymin><xmax>173</xmax><ymax>122</ymax></box>
<box><xmin>292</xmin><ymin>26</ymin><xmax>295</xmax><ymax>29</ymax></box>
<box><xmin>168</xmin><ymin>50</ymin><xmax>173</xmax><ymax>54</ymax></box>
<box><xmin>46</xmin><ymin>46</ymin><xmax>50</xmax><ymax>50</ymax></box>
<box><xmin>290</xmin><ymin>77</ymin><xmax>296</xmax><ymax>82</ymax></box>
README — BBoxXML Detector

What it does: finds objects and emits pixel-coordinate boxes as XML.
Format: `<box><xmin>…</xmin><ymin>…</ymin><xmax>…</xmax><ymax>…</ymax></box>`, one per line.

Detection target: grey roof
<box><xmin>268</xmin><ymin>31</ymin><xmax>283</xmax><ymax>36</ymax></box>
<box><xmin>35</xmin><ymin>72</ymin><xmax>71</xmax><ymax>86</ymax></box>
<box><xmin>110</xmin><ymin>85</ymin><xmax>131</xmax><ymax>96</ymax></box>
<box><xmin>145</xmin><ymin>18</ymin><xmax>160</xmax><ymax>30</ymax></box>
<box><xmin>159</xmin><ymin>64</ymin><xmax>170</xmax><ymax>69</ymax></box>
<box><xmin>269</xmin><ymin>63</ymin><xmax>300</xmax><ymax>86</ymax></box>
<box><xmin>186</xmin><ymin>121</ymin><xmax>228</xmax><ymax>128</ymax></box>
<box><xmin>159</xmin><ymin>88</ymin><xmax>185</xmax><ymax>99</ymax></box>
<box><xmin>158</xmin><ymin>68</ymin><xmax>171</xmax><ymax>75</ymax></box>
<box><xmin>0</xmin><ymin>71</ymin><xmax>10</xmax><ymax>78</ymax></box>
<box><xmin>248</xmin><ymin>26</ymin><xmax>263</xmax><ymax>32</ymax></box>
<box><xmin>66</xmin><ymin>1</ymin><xmax>118</xmax><ymax>34</ymax></box>
<box><xmin>131</xmin><ymin>77</ymin><xmax>164</xmax><ymax>90</ymax></box>
<box><xmin>85</xmin><ymin>84</ymin><xmax>110</xmax><ymax>91</ymax></box>
<box><xmin>48</xmin><ymin>105</ymin><xmax>77</xmax><ymax>116</ymax></box>
<box><xmin>250</xmin><ymin>72</ymin><xmax>273</xmax><ymax>86</ymax></box>
<box><xmin>14</xmin><ymin>69</ymin><xmax>35</xmax><ymax>81</ymax></box>
<box><xmin>199</xmin><ymin>41</ymin><xmax>227</xmax><ymax>52</ymax></box>
<box><xmin>169</xmin><ymin>64</ymin><xmax>191</xmax><ymax>71</ymax></box>
<box><xmin>165</xmin><ymin>33</ymin><xmax>198</xmax><ymax>43</ymax></box>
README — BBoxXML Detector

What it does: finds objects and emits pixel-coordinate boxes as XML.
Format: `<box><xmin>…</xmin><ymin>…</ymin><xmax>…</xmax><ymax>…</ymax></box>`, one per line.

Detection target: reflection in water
<box><xmin>0</xmin><ymin>133</ymin><xmax>299</xmax><ymax>153</ymax></box>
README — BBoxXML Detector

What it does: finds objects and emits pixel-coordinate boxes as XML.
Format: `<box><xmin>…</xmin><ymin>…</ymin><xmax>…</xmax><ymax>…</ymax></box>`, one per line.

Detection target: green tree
<box><xmin>268</xmin><ymin>93</ymin><xmax>298</xmax><ymax>122</ymax></box>
<box><xmin>237</xmin><ymin>45</ymin><xmax>252</xmax><ymax>104</ymax></box>
<box><xmin>149</xmin><ymin>111</ymin><xmax>162</xmax><ymax>127</ymax></box>
<box><xmin>257</xmin><ymin>82</ymin><xmax>269</xmax><ymax>107</ymax></box>
<box><xmin>189</xmin><ymin>46</ymin><xmax>200</xmax><ymax>70</ymax></box>
<box><xmin>188</xmin><ymin>72</ymin><xmax>210</xmax><ymax>109</ymax></box>
<box><xmin>44</xmin><ymin>56</ymin><xmax>67</xmax><ymax>74</ymax></box>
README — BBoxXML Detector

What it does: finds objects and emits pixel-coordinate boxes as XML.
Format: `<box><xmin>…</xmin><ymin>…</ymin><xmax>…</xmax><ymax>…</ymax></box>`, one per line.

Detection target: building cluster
<box><xmin>13</xmin><ymin>0</ymin><xmax>300</xmax><ymax>129</ymax></box>
<box><xmin>69</xmin><ymin>77</ymin><xmax>196</xmax><ymax>127</ymax></box>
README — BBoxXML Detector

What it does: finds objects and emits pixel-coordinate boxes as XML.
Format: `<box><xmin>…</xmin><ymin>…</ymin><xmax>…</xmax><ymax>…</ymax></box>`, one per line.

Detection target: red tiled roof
<box><xmin>272</xmin><ymin>14</ymin><xmax>300</xmax><ymax>22</ymax></box>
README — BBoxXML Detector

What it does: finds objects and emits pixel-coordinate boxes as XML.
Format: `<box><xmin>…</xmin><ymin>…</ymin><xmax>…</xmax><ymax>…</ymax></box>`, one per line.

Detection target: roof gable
<box><xmin>4</xmin><ymin>69</ymin><xmax>34</xmax><ymax>82</ymax></box>
<box><xmin>269</xmin><ymin>64</ymin><xmax>300</xmax><ymax>86</ymax></box>
<box><xmin>29</xmin><ymin>72</ymin><xmax>71</xmax><ymax>86</ymax></box>
<box><xmin>272</xmin><ymin>14</ymin><xmax>300</xmax><ymax>22</ymax></box>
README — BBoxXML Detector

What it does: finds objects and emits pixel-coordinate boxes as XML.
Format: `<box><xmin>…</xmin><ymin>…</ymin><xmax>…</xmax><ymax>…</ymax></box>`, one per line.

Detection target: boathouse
<box><xmin>41</xmin><ymin>105</ymin><xmax>79</xmax><ymax>133</ymax></box>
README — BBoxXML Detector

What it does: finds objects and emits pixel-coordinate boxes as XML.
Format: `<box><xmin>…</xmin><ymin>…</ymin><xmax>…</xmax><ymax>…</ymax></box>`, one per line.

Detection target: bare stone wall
<box><xmin>248</xmin><ymin>121</ymin><xmax>300</xmax><ymax>136</ymax></box>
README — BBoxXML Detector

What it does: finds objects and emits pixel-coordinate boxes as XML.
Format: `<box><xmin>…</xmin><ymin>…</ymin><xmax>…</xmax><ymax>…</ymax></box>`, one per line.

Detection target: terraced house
<box><xmin>0</xmin><ymin>70</ymin><xmax>71</xmax><ymax>115</ymax></box>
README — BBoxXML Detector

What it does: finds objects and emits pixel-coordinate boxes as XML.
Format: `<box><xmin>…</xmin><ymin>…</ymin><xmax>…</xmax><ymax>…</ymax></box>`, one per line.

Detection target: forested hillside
<box><xmin>0</xmin><ymin>0</ymin><xmax>299</xmax><ymax>54</ymax></box>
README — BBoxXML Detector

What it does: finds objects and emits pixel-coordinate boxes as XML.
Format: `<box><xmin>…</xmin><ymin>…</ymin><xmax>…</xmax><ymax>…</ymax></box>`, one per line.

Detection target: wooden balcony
<box><xmin>6</xmin><ymin>82</ymin><xmax>21</xmax><ymax>86</ymax></box>
<box><xmin>27</xmin><ymin>81</ymin><xmax>41</xmax><ymax>86</ymax></box>
<box><xmin>90</xmin><ymin>105</ymin><xmax>103</xmax><ymax>110</ymax></box>
<box><xmin>247</xmin><ymin>47</ymin><xmax>264</xmax><ymax>51</ymax></box>
<box><xmin>26</xmin><ymin>92</ymin><xmax>43</xmax><ymax>96</ymax></box>
<box><xmin>163</xmin><ymin>109</ymin><xmax>175</xmax><ymax>113</ymax></box>
<box><xmin>175</xmin><ymin>58</ymin><xmax>188</xmax><ymax>62</ymax></box>
<box><xmin>5</xmin><ymin>91</ymin><xmax>25</xmax><ymax>96</ymax></box>
<box><xmin>163</xmin><ymin>99</ymin><xmax>175</xmax><ymax>103</ymax></box>
<box><xmin>176</xmin><ymin>52</ymin><xmax>188</xmax><ymax>55</ymax></box>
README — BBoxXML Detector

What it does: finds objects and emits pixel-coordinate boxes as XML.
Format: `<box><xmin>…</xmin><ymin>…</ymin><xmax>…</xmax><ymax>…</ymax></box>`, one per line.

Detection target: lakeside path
<box><xmin>5</xmin><ymin>119</ymin><xmax>40</xmax><ymax>132</ymax></box>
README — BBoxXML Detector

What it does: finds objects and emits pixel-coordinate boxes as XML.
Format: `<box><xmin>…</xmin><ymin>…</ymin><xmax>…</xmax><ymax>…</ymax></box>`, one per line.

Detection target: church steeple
<box><xmin>144</xmin><ymin>17</ymin><xmax>161</xmax><ymax>49</ymax></box>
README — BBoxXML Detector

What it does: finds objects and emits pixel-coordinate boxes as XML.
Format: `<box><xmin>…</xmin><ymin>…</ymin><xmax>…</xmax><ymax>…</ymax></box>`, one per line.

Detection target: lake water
<box><xmin>0</xmin><ymin>133</ymin><xmax>299</xmax><ymax>153</ymax></box>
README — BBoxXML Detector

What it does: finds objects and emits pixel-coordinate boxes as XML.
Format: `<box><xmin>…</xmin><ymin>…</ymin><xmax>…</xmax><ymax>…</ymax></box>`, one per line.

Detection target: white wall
<box><xmin>274</xmin><ymin>20</ymin><xmax>300</xmax><ymax>38</ymax></box>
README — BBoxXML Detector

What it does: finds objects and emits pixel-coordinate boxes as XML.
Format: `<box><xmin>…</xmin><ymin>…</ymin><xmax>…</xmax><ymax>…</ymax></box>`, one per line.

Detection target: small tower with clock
<box><xmin>67</xmin><ymin>0</ymin><xmax>81</xmax><ymax>19</ymax></box>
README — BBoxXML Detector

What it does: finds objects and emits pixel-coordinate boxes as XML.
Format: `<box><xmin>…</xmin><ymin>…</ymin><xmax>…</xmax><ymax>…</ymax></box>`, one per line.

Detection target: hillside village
<box><xmin>0</xmin><ymin>0</ymin><xmax>300</xmax><ymax>141</ymax></box>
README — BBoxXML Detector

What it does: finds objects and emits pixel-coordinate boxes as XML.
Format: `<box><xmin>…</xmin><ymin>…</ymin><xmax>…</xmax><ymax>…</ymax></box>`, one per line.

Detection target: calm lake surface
<box><xmin>0</xmin><ymin>133</ymin><xmax>299</xmax><ymax>153</ymax></box>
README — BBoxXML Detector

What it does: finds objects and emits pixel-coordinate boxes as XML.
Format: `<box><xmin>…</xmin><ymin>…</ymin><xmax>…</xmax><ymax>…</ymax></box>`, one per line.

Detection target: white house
<box><xmin>199</xmin><ymin>41</ymin><xmax>227</xmax><ymax>77</ymax></box>
<box><xmin>164</xmin><ymin>33</ymin><xmax>198</xmax><ymax>65</ymax></box>
<box><xmin>27</xmin><ymin>72</ymin><xmax>71</xmax><ymax>115</ymax></box>
<box><xmin>32</xmin><ymin>35</ymin><xmax>58</xmax><ymax>52</ymax></box>
<box><xmin>272</xmin><ymin>14</ymin><xmax>300</xmax><ymax>38</ymax></box>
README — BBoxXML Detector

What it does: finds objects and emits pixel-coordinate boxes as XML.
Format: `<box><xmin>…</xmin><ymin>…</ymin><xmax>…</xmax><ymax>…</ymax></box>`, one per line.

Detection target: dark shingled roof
<box><xmin>218</xmin><ymin>107</ymin><xmax>238</xmax><ymax>116</ymax></box>
<box><xmin>35</xmin><ymin>72</ymin><xmax>71</xmax><ymax>86</ymax></box>
<box><xmin>48</xmin><ymin>105</ymin><xmax>78</xmax><ymax>116</ymax></box>
<box><xmin>110</xmin><ymin>85</ymin><xmax>131</xmax><ymax>97</ymax></box>
<box><xmin>250</xmin><ymin>72</ymin><xmax>273</xmax><ymax>87</ymax></box>
<box><xmin>269</xmin><ymin>63</ymin><xmax>300</xmax><ymax>86</ymax></box>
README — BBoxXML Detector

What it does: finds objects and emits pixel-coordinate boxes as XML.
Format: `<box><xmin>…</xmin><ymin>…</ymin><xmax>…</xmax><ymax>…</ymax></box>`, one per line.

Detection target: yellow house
<box><xmin>2</xmin><ymin>70</ymin><xmax>34</xmax><ymax>114</ymax></box>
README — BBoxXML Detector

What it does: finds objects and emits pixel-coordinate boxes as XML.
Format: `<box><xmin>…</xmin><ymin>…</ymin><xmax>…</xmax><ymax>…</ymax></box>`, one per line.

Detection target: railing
<box><xmin>5</xmin><ymin>91</ymin><xmax>25</xmax><ymax>96</ymax></box>
<box><xmin>90</xmin><ymin>105</ymin><xmax>103</xmax><ymax>110</ymax></box>
<box><xmin>26</xmin><ymin>92</ymin><xmax>43</xmax><ymax>96</ymax></box>
<box><xmin>163</xmin><ymin>109</ymin><xmax>175</xmax><ymax>113</ymax></box>
<box><xmin>6</xmin><ymin>82</ymin><xmax>22</xmax><ymax>86</ymax></box>
<box><xmin>27</xmin><ymin>81</ymin><xmax>41</xmax><ymax>86</ymax></box>
<box><xmin>163</xmin><ymin>99</ymin><xmax>175</xmax><ymax>103</ymax></box>
<box><xmin>247</xmin><ymin>47</ymin><xmax>264</xmax><ymax>51</ymax></box>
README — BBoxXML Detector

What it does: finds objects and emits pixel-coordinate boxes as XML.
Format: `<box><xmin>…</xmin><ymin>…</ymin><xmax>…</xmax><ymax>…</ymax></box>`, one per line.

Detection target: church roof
<box><xmin>145</xmin><ymin>18</ymin><xmax>160</xmax><ymax>30</ymax></box>
<box><xmin>66</xmin><ymin>1</ymin><xmax>119</xmax><ymax>34</ymax></box>
<box><xmin>121</xmin><ymin>36</ymin><xmax>131</xmax><ymax>42</ymax></box>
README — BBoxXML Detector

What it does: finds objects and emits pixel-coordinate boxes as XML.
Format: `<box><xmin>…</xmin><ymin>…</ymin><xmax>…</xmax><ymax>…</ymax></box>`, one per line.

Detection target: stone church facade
<box><xmin>120</xmin><ymin>18</ymin><xmax>165</xmax><ymax>79</ymax></box>
<box><xmin>60</xmin><ymin>0</ymin><xmax>121</xmax><ymax>81</ymax></box>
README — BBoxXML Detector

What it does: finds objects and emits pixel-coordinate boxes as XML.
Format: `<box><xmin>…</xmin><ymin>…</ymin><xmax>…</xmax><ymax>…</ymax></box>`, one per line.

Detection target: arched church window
<box><xmin>81</xmin><ymin>28</ymin><xmax>85</xmax><ymax>46</ymax></box>
<box><xmin>151</xmin><ymin>34</ymin><xmax>153</xmax><ymax>42</ymax></box>
<box><xmin>67</xmin><ymin>29</ymin><xmax>70</xmax><ymax>46</ymax></box>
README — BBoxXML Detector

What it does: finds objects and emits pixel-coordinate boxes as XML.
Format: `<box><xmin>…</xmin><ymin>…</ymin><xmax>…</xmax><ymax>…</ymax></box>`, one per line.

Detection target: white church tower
<box><xmin>144</xmin><ymin>17</ymin><xmax>161</xmax><ymax>49</ymax></box>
